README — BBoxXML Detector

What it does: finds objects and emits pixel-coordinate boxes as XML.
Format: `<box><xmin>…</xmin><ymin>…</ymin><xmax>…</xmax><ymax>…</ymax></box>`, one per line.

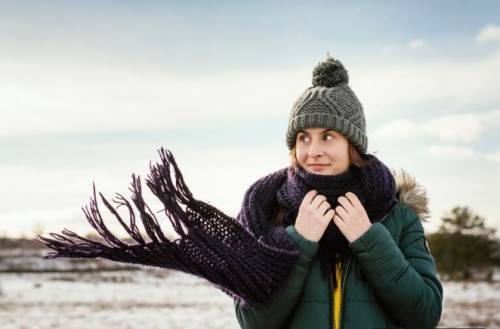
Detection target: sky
<box><xmin>1</xmin><ymin>0</ymin><xmax>500</xmax><ymax>238</ymax></box>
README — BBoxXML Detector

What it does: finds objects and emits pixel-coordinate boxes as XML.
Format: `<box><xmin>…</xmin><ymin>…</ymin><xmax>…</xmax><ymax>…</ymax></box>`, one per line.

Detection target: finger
<box><xmin>345</xmin><ymin>192</ymin><xmax>363</xmax><ymax>209</ymax></box>
<box><xmin>333</xmin><ymin>214</ymin><xmax>346</xmax><ymax>228</ymax></box>
<box><xmin>324</xmin><ymin>209</ymin><xmax>335</xmax><ymax>220</ymax></box>
<box><xmin>303</xmin><ymin>190</ymin><xmax>318</xmax><ymax>205</ymax></box>
<box><xmin>318</xmin><ymin>201</ymin><xmax>331</xmax><ymax>215</ymax></box>
<box><xmin>334</xmin><ymin>205</ymin><xmax>349</xmax><ymax>220</ymax></box>
<box><xmin>337</xmin><ymin>196</ymin><xmax>355</xmax><ymax>212</ymax></box>
<box><xmin>311</xmin><ymin>194</ymin><xmax>327</xmax><ymax>209</ymax></box>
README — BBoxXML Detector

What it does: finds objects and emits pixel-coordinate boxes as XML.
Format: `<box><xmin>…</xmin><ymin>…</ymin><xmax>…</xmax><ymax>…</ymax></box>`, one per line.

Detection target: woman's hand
<box><xmin>294</xmin><ymin>190</ymin><xmax>335</xmax><ymax>242</ymax></box>
<box><xmin>332</xmin><ymin>192</ymin><xmax>372</xmax><ymax>243</ymax></box>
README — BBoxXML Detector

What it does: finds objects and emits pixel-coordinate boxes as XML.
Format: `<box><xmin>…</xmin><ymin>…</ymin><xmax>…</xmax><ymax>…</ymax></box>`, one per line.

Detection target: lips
<box><xmin>308</xmin><ymin>164</ymin><xmax>330</xmax><ymax>171</ymax></box>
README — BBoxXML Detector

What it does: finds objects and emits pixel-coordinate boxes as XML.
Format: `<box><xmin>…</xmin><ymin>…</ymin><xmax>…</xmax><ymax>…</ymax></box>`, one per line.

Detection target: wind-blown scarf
<box><xmin>36</xmin><ymin>148</ymin><xmax>395</xmax><ymax>306</ymax></box>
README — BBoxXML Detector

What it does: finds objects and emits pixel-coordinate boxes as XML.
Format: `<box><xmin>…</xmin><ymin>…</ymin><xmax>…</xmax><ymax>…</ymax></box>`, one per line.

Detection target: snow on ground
<box><xmin>440</xmin><ymin>281</ymin><xmax>500</xmax><ymax>328</ymax></box>
<box><xmin>0</xmin><ymin>270</ymin><xmax>238</xmax><ymax>329</ymax></box>
<box><xmin>0</xmin><ymin>270</ymin><xmax>499</xmax><ymax>328</ymax></box>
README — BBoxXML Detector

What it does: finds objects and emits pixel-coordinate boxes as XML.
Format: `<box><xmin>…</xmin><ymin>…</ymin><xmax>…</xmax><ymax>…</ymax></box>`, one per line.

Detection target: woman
<box><xmin>37</xmin><ymin>56</ymin><xmax>443</xmax><ymax>329</ymax></box>
<box><xmin>233</xmin><ymin>55</ymin><xmax>443</xmax><ymax>329</ymax></box>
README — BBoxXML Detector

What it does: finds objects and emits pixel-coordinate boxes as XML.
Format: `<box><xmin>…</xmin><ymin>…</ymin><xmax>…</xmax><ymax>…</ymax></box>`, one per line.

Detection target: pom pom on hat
<box><xmin>312</xmin><ymin>53</ymin><xmax>349</xmax><ymax>87</ymax></box>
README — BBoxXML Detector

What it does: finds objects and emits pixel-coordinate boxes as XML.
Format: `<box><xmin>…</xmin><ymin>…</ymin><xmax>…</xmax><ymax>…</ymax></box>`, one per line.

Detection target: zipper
<box><xmin>338</xmin><ymin>256</ymin><xmax>351</xmax><ymax>329</ymax></box>
<box><xmin>337</xmin><ymin>208</ymin><xmax>391</xmax><ymax>329</ymax></box>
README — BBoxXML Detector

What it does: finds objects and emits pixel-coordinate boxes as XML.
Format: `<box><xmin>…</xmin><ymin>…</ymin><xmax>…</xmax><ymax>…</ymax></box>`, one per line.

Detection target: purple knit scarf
<box><xmin>36</xmin><ymin>148</ymin><xmax>395</xmax><ymax>306</ymax></box>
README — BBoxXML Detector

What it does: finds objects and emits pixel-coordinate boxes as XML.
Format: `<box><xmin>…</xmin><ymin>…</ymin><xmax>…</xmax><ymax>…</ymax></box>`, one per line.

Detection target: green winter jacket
<box><xmin>234</xmin><ymin>171</ymin><xmax>443</xmax><ymax>329</ymax></box>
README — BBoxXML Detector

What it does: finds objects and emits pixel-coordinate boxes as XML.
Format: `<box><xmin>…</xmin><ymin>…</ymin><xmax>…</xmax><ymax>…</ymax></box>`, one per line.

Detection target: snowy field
<box><xmin>0</xmin><ymin>270</ymin><xmax>238</xmax><ymax>329</ymax></box>
<box><xmin>1</xmin><ymin>250</ymin><xmax>499</xmax><ymax>328</ymax></box>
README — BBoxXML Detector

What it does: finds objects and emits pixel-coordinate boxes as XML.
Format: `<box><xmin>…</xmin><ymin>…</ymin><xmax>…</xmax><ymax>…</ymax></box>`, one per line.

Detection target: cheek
<box><xmin>295</xmin><ymin>147</ymin><xmax>307</xmax><ymax>163</ymax></box>
<box><xmin>335</xmin><ymin>146</ymin><xmax>349</xmax><ymax>158</ymax></box>
<box><xmin>340</xmin><ymin>148</ymin><xmax>350</xmax><ymax>164</ymax></box>
<box><xmin>328</xmin><ymin>146</ymin><xmax>349</xmax><ymax>163</ymax></box>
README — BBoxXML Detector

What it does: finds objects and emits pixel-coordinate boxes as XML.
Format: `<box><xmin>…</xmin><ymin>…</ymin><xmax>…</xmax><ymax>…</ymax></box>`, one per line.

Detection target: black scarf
<box><xmin>276</xmin><ymin>155</ymin><xmax>396</xmax><ymax>283</ymax></box>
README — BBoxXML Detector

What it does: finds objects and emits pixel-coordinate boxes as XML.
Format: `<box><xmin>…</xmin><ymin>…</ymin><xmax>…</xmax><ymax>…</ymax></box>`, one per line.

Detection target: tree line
<box><xmin>427</xmin><ymin>206</ymin><xmax>500</xmax><ymax>281</ymax></box>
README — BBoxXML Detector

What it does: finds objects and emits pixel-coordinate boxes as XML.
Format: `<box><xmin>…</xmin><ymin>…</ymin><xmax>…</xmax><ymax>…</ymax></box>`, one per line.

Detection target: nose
<box><xmin>308</xmin><ymin>139</ymin><xmax>324</xmax><ymax>158</ymax></box>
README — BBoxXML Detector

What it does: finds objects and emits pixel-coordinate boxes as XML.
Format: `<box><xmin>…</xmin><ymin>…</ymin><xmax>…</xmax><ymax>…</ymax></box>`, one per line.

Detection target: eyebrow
<box><xmin>297</xmin><ymin>129</ymin><xmax>335</xmax><ymax>135</ymax></box>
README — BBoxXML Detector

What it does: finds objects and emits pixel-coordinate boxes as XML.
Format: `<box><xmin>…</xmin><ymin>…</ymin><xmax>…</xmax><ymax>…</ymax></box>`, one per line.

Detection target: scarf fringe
<box><xmin>35</xmin><ymin>147</ymin><xmax>299</xmax><ymax>306</ymax></box>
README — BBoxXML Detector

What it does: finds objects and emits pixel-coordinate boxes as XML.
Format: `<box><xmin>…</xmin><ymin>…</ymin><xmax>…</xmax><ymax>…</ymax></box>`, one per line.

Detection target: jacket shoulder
<box><xmin>383</xmin><ymin>200</ymin><xmax>426</xmax><ymax>238</ymax></box>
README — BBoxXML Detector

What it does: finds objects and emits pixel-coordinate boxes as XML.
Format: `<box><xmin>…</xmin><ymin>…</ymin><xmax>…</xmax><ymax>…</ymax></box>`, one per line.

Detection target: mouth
<box><xmin>308</xmin><ymin>164</ymin><xmax>330</xmax><ymax>171</ymax></box>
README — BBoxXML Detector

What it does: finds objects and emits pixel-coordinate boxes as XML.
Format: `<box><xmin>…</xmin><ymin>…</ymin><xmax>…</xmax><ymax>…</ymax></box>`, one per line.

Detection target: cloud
<box><xmin>476</xmin><ymin>24</ymin><xmax>500</xmax><ymax>44</ymax></box>
<box><xmin>427</xmin><ymin>145</ymin><xmax>476</xmax><ymax>159</ymax></box>
<box><xmin>370</xmin><ymin>119</ymin><xmax>419</xmax><ymax>139</ymax></box>
<box><xmin>3</xmin><ymin>34</ymin><xmax>500</xmax><ymax>137</ymax></box>
<box><xmin>427</xmin><ymin>144</ymin><xmax>500</xmax><ymax>163</ymax></box>
<box><xmin>408</xmin><ymin>39</ymin><xmax>427</xmax><ymax>49</ymax></box>
<box><xmin>372</xmin><ymin>109</ymin><xmax>500</xmax><ymax>144</ymax></box>
<box><xmin>0</xmin><ymin>144</ymin><xmax>291</xmax><ymax>237</ymax></box>
<box><xmin>353</xmin><ymin>50</ymin><xmax>500</xmax><ymax>118</ymax></box>
<box><xmin>0</xmin><ymin>49</ymin><xmax>308</xmax><ymax>137</ymax></box>
<box><xmin>484</xmin><ymin>149</ymin><xmax>500</xmax><ymax>162</ymax></box>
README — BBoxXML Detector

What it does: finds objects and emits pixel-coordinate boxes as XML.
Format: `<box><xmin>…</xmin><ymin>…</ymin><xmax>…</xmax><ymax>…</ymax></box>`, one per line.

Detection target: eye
<box><xmin>298</xmin><ymin>134</ymin><xmax>309</xmax><ymax>142</ymax></box>
<box><xmin>324</xmin><ymin>134</ymin><xmax>334</xmax><ymax>141</ymax></box>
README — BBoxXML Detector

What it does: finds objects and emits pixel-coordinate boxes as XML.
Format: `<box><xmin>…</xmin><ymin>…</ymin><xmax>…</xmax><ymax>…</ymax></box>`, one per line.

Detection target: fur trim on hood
<box><xmin>392</xmin><ymin>169</ymin><xmax>430</xmax><ymax>222</ymax></box>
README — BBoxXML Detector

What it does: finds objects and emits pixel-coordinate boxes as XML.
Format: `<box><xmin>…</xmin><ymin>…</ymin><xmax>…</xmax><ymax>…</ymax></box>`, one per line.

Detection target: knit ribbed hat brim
<box><xmin>286</xmin><ymin>112</ymin><xmax>368</xmax><ymax>153</ymax></box>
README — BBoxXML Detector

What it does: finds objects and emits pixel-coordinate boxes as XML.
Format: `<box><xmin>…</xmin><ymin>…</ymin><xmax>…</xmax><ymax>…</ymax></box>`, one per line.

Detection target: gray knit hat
<box><xmin>286</xmin><ymin>55</ymin><xmax>367</xmax><ymax>153</ymax></box>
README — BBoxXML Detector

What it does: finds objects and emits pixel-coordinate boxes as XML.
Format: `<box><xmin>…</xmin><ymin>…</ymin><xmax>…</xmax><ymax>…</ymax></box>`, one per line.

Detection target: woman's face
<box><xmin>295</xmin><ymin>127</ymin><xmax>350</xmax><ymax>175</ymax></box>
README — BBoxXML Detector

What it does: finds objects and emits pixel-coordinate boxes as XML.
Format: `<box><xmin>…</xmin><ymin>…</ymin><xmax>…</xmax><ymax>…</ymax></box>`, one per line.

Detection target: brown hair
<box><xmin>272</xmin><ymin>141</ymin><xmax>370</xmax><ymax>226</ymax></box>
